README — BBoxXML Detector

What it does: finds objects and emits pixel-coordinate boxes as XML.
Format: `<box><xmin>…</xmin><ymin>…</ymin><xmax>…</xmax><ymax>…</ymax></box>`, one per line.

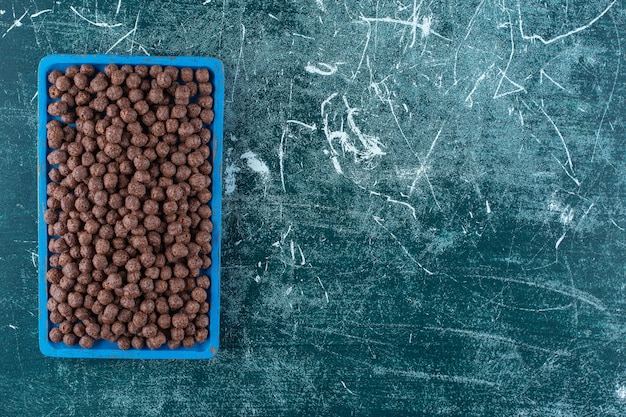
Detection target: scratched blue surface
<box><xmin>1</xmin><ymin>0</ymin><xmax>625</xmax><ymax>415</ymax></box>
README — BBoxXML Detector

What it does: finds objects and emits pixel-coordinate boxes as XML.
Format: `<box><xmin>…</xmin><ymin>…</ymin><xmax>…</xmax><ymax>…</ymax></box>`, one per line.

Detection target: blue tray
<box><xmin>37</xmin><ymin>54</ymin><xmax>223</xmax><ymax>359</ymax></box>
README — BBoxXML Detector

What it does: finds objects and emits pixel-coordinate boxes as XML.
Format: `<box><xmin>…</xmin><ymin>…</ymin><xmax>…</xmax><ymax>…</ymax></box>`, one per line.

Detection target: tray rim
<box><xmin>38</xmin><ymin>54</ymin><xmax>223</xmax><ymax>359</ymax></box>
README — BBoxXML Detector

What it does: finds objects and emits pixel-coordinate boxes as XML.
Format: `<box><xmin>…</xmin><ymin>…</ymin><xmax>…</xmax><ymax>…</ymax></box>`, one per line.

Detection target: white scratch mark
<box><xmin>409</xmin><ymin>122</ymin><xmax>445</xmax><ymax>195</ymax></box>
<box><xmin>268</xmin><ymin>13</ymin><xmax>279</xmax><ymax>21</ymax></box>
<box><xmin>555</xmin><ymin>231</ymin><xmax>567</xmax><ymax>249</ymax></box>
<box><xmin>2</xmin><ymin>10</ymin><xmax>28</xmax><ymax>38</ymax></box>
<box><xmin>316</xmin><ymin>0</ymin><xmax>325</xmax><ymax>12</ymax></box>
<box><xmin>361</xmin><ymin>8</ymin><xmax>451</xmax><ymax>47</ymax></box>
<box><xmin>340</xmin><ymin>381</ymin><xmax>356</xmax><ymax>395</ymax></box>
<box><xmin>31</xmin><ymin>9</ymin><xmax>52</xmax><ymax>18</ymax></box>
<box><xmin>465</xmin><ymin>66</ymin><xmax>492</xmax><ymax>107</ymax></box>
<box><xmin>453</xmin><ymin>0</ymin><xmax>486</xmax><ymax>84</ymax></box>
<box><xmin>230</xmin><ymin>23</ymin><xmax>246</xmax><ymax>102</ymax></box>
<box><xmin>69</xmin><ymin>6</ymin><xmax>122</xmax><ymax>28</ymax></box>
<box><xmin>486</xmin><ymin>200</ymin><xmax>491</xmax><ymax>214</ymax></box>
<box><xmin>253</xmin><ymin>275</ymin><xmax>261</xmax><ymax>283</ymax></box>
<box><xmin>321</xmin><ymin>93</ymin><xmax>385</xmax><ymax>166</ymax></box>
<box><xmin>494</xmin><ymin>13</ymin><xmax>526</xmax><ymax>100</ymax></box>
<box><xmin>224</xmin><ymin>163</ymin><xmax>240</xmax><ymax>195</ymax></box>
<box><xmin>0</xmin><ymin>10</ymin><xmax>5</xmax><ymax>16</ymax></box>
<box><xmin>610</xmin><ymin>219</ymin><xmax>625</xmax><ymax>231</ymax></box>
<box><xmin>370</xmin><ymin>190</ymin><xmax>417</xmax><ymax>220</ymax></box>
<box><xmin>474</xmin><ymin>274</ymin><xmax>606</xmax><ymax>311</ymax></box>
<box><xmin>553</xmin><ymin>157</ymin><xmax>581</xmax><ymax>187</ymax></box>
<box><xmin>285</xmin><ymin>286</ymin><xmax>294</xmax><ymax>296</ymax></box>
<box><xmin>616</xmin><ymin>384</ymin><xmax>626</xmax><ymax>400</ymax></box>
<box><xmin>425</xmin><ymin>326</ymin><xmax>562</xmax><ymax>355</ymax></box>
<box><xmin>343</xmin><ymin>95</ymin><xmax>386</xmax><ymax>160</ymax></box>
<box><xmin>593</xmin><ymin>13</ymin><xmax>620</xmax><ymax>162</ymax></box>
<box><xmin>281</xmin><ymin>224</ymin><xmax>293</xmax><ymax>243</ymax></box>
<box><xmin>352</xmin><ymin>22</ymin><xmax>371</xmax><ymax>80</ymax></box>
<box><xmin>540</xmin><ymin>107</ymin><xmax>575</xmax><ymax>173</ymax></box>
<box><xmin>241</xmin><ymin>151</ymin><xmax>270</xmax><ymax>178</ymax></box>
<box><xmin>331</xmin><ymin>156</ymin><xmax>343</xmax><ymax>174</ymax></box>
<box><xmin>376</xmin><ymin>367</ymin><xmax>497</xmax><ymax>387</ymax></box>
<box><xmin>30</xmin><ymin>91</ymin><xmax>38</xmax><ymax>103</ymax></box>
<box><xmin>293</xmin><ymin>33</ymin><xmax>314</xmax><ymax>40</ymax></box>
<box><xmin>297</xmin><ymin>244</ymin><xmax>306</xmax><ymax>266</ymax></box>
<box><xmin>9</xmin><ymin>324</ymin><xmax>18</xmax><ymax>330</ymax></box>
<box><xmin>518</xmin><ymin>0</ymin><xmax>617</xmax><ymax>45</ymax></box>
<box><xmin>116</xmin><ymin>0</ymin><xmax>122</xmax><ymax>15</ymax></box>
<box><xmin>305</xmin><ymin>62</ymin><xmax>337</xmax><ymax>76</ymax></box>
<box><xmin>279</xmin><ymin>129</ymin><xmax>287</xmax><ymax>192</ymax></box>
<box><xmin>286</xmin><ymin>120</ymin><xmax>317</xmax><ymax>131</ymax></box>
<box><xmin>203</xmin><ymin>0</ymin><xmax>212</xmax><ymax>4</ymax></box>
<box><xmin>540</xmin><ymin>69</ymin><xmax>567</xmax><ymax>92</ymax></box>
<box><xmin>105</xmin><ymin>27</ymin><xmax>136</xmax><ymax>54</ymax></box>
<box><xmin>290</xmin><ymin>240</ymin><xmax>295</xmax><ymax>261</ymax></box>
<box><xmin>373</xmin><ymin>216</ymin><xmax>434</xmax><ymax>275</ymax></box>
<box><xmin>316</xmin><ymin>276</ymin><xmax>329</xmax><ymax>303</ymax></box>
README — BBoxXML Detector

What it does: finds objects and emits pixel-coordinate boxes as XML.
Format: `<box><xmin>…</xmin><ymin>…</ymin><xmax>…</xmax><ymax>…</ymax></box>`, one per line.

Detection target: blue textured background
<box><xmin>0</xmin><ymin>0</ymin><xmax>625</xmax><ymax>415</ymax></box>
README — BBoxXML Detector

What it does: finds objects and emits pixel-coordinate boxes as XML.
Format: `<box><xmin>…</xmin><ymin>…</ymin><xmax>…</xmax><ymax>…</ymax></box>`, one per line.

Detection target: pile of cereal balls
<box><xmin>44</xmin><ymin>63</ymin><xmax>214</xmax><ymax>350</ymax></box>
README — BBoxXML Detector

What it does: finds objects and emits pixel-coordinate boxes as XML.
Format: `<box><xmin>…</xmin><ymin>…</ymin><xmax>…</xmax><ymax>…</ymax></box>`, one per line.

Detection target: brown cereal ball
<box><xmin>131</xmin><ymin>336</ymin><xmax>145</xmax><ymax>350</ymax></box>
<box><xmin>140</xmin><ymin>299</ymin><xmax>155</xmax><ymax>314</ymax></box>
<box><xmin>171</xmin><ymin>243</ymin><xmax>189</xmax><ymax>258</ymax></box>
<box><xmin>168</xmin><ymin>294</ymin><xmax>184</xmax><ymax>310</ymax></box>
<box><xmin>192</xmin><ymin>287</ymin><xmax>207</xmax><ymax>303</ymax></box>
<box><xmin>197</xmin><ymin>95</ymin><xmax>213</xmax><ymax>109</ymax></box>
<box><xmin>144</xmin><ymin>215</ymin><xmax>161</xmax><ymax>231</ymax></box>
<box><xmin>63</xmin><ymin>333</ymin><xmax>78</xmax><ymax>346</ymax></box>
<box><xmin>120</xmin><ymin>107</ymin><xmax>138</xmax><ymax>123</ymax></box>
<box><xmin>92</xmin><ymin>253</ymin><xmax>108</xmax><ymax>271</ymax></box>
<box><xmin>180</xmin><ymin>68</ymin><xmax>194</xmax><ymax>82</ymax></box>
<box><xmin>187</xmin><ymin>104</ymin><xmax>202</xmax><ymax>118</ymax></box>
<box><xmin>170</xmin><ymin>327</ymin><xmax>185</xmax><ymax>342</ymax></box>
<box><xmin>146</xmin><ymin>332</ymin><xmax>166</xmax><ymax>350</ymax></box>
<box><xmin>195</xmin><ymin>328</ymin><xmax>209</xmax><ymax>343</ymax></box>
<box><xmin>47</xmin><ymin>101</ymin><xmax>68</xmax><ymax>117</ymax></box>
<box><xmin>50</xmin><ymin>311</ymin><xmax>64</xmax><ymax>324</ymax></box>
<box><xmin>182</xmin><ymin>336</ymin><xmax>195</xmax><ymax>348</ymax></box>
<box><xmin>171</xmin><ymin>312</ymin><xmax>189</xmax><ymax>329</ymax></box>
<box><xmin>156</xmin><ymin>72</ymin><xmax>172</xmax><ymax>88</ymax></box>
<box><xmin>49</xmin><ymin>327</ymin><xmax>63</xmax><ymax>343</ymax></box>
<box><xmin>67</xmin><ymin>292</ymin><xmax>84</xmax><ymax>308</ymax></box>
<box><xmin>90</xmin><ymin>73</ymin><xmax>109</xmax><ymax>92</ymax></box>
<box><xmin>184</xmin><ymin>297</ymin><xmax>201</xmax><ymax>314</ymax></box>
<box><xmin>55</xmin><ymin>76</ymin><xmax>72</xmax><ymax>92</ymax></box>
<box><xmin>117</xmin><ymin>336</ymin><xmax>131</xmax><ymax>350</ymax></box>
<box><xmin>103</xmin><ymin>273</ymin><xmax>123</xmax><ymax>290</ymax></box>
<box><xmin>79</xmin><ymin>335</ymin><xmax>94</xmax><ymax>349</ymax></box>
<box><xmin>166</xmin><ymin>184</ymin><xmax>184</xmax><ymax>201</ymax></box>
<box><xmin>177</xmin><ymin>122</ymin><xmax>194</xmax><ymax>137</ymax></box>
<box><xmin>167</xmin><ymin>339</ymin><xmax>181</xmax><ymax>350</ymax></box>
<box><xmin>126</xmin><ymin>72</ymin><xmax>141</xmax><ymax>88</ymax></box>
<box><xmin>195</xmin><ymin>68</ymin><xmax>210</xmax><ymax>83</ymax></box>
<box><xmin>110</xmin><ymin>70</ymin><xmax>127</xmax><ymax>86</ymax></box>
<box><xmin>106</xmin><ymin>85</ymin><xmax>124</xmax><ymax>101</ymax></box>
<box><xmin>170</xmin><ymin>104</ymin><xmax>187</xmax><ymax>119</ymax></box>
<box><xmin>85</xmin><ymin>322</ymin><xmax>101</xmax><ymax>338</ymax></box>
<box><xmin>194</xmin><ymin>314</ymin><xmax>209</xmax><ymax>329</ymax></box>
<box><xmin>200</xmin><ymin>109</ymin><xmax>215</xmax><ymax>124</ymax></box>
<box><xmin>198</xmin><ymin>82</ymin><xmax>213</xmax><ymax>95</ymax></box>
<box><xmin>112</xmin><ymin>321</ymin><xmax>126</xmax><ymax>336</ymax></box>
<box><xmin>147</xmin><ymin>88</ymin><xmax>164</xmax><ymax>104</ymax></box>
<box><xmin>142</xmin><ymin>323</ymin><xmax>158</xmax><ymax>338</ymax></box>
<box><xmin>98</xmin><ymin>289</ymin><xmax>115</xmax><ymax>306</ymax></box>
<box><xmin>48</xmin><ymin>69</ymin><xmax>63</xmax><ymax>84</ymax></box>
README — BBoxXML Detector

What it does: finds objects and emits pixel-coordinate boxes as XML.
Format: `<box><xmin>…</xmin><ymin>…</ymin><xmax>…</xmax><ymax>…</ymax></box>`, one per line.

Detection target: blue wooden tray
<box><xmin>37</xmin><ymin>54</ymin><xmax>223</xmax><ymax>359</ymax></box>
